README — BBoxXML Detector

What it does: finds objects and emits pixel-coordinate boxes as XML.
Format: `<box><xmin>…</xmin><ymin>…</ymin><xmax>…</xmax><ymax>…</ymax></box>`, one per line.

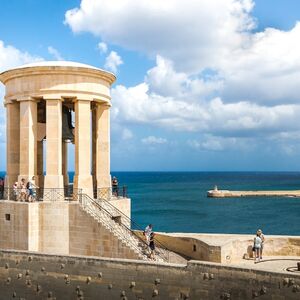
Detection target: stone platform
<box><xmin>207</xmin><ymin>189</ymin><xmax>300</xmax><ymax>198</ymax></box>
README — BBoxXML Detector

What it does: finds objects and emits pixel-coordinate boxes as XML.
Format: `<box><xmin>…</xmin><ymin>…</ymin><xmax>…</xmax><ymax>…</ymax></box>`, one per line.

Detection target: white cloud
<box><xmin>65</xmin><ymin>0</ymin><xmax>300</xmax><ymax>152</ymax></box>
<box><xmin>141</xmin><ymin>136</ymin><xmax>167</xmax><ymax>145</ymax></box>
<box><xmin>104</xmin><ymin>50</ymin><xmax>123</xmax><ymax>73</ymax></box>
<box><xmin>65</xmin><ymin>0</ymin><xmax>254</xmax><ymax>73</ymax></box>
<box><xmin>0</xmin><ymin>40</ymin><xmax>43</xmax><ymax>143</ymax></box>
<box><xmin>122</xmin><ymin>128</ymin><xmax>133</xmax><ymax>140</ymax></box>
<box><xmin>0</xmin><ymin>40</ymin><xmax>42</xmax><ymax>72</ymax></box>
<box><xmin>97</xmin><ymin>42</ymin><xmax>108</xmax><ymax>54</ymax></box>
<box><xmin>47</xmin><ymin>46</ymin><xmax>64</xmax><ymax>60</ymax></box>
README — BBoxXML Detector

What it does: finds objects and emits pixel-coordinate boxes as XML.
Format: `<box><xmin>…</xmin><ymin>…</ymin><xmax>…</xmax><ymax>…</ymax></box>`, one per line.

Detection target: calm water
<box><xmin>3</xmin><ymin>172</ymin><xmax>300</xmax><ymax>235</ymax></box>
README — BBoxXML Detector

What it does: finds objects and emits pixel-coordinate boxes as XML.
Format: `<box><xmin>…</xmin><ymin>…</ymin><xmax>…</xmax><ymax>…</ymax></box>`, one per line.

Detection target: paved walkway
<box><xmin>231</xmin><ymin>256</ymin><xmax>300</xmax><ymax>275</ymax></box>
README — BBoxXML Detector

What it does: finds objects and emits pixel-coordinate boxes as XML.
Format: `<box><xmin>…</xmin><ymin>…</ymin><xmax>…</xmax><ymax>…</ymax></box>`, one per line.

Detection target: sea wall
<box><xmin>0</xmin><ymin>250</ymin><xmax>299</xmax><ymax>300</ymax></box>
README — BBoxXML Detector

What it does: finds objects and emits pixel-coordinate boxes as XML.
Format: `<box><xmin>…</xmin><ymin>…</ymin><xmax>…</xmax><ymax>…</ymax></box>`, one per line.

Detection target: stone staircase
<box><xmin>79</xmin><ymin>194</ymin><xmax>167</xmax><ymax>262</ymax></box>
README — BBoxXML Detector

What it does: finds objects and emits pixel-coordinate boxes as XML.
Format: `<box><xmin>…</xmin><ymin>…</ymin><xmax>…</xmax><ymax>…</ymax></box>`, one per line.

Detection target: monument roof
<box><xmin>12</xmin><ymin>60</ymin><xmax>109</xmax><ymax>72</ymax></box>
<box><xmin>0</xmin><ymin>60</ymin><xmax>115</xmax><ymax>84</ymax></box>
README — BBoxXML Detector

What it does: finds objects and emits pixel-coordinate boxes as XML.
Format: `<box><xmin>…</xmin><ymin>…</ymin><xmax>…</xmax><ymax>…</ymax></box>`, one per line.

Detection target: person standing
<box><xmin>144</xmin><ymin>224</ymin><xmax>153</xmax><ymax>245</ymax></box>
<box><xmin>0</xmin><ymin>177</ymin><xmax>4</xmax><ymax>199</ymax></box>
<box><xmin>112</xmin><ymin>176</ymin><xmax>119</xmax><ymax>196</ymax></box>
<box><xmin>149</xmin><ymin>232</ymin><xmax>156</xmax><ymax>260</ymax></box>
<box><xmin>13</xmin><ymin>182</ymin><xmax>19</xmax><ymax>201</ymax></box>
<box><xmin>253</xmin><ymin>232</ymin><xmax>262</xmax><ymax>263</ymax></box>
<box><xmin>27</xmin><ymin>176</ymin><xmax>38</xmax><ymax>202</ymax></box>
<box><xmin>20</xmin><ymin>178</ymin><xmax>27</xmax><ymax>202</ymax></box>
<box><xmin>257</xmin><ymin>229</ymin><xmax>265</xmax><ymax>259</ymax></box>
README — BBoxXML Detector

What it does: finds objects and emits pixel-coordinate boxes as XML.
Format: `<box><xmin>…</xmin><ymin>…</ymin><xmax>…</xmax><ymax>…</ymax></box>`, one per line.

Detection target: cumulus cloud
<box><xmin>47</xmin><ymin>46</ymin><xmax>64</xmax><ymax>60</ymax></box>
<box><xmin>65</xmin><ymin>0</ymin><xmax>300</xmax><ymax>154</ymax></box>
<box><xmin>0</xmin><ymin>40</ymin><xmax>42</xmax><ymax>72</ymax></box>
<box><xmin>0</xmin><ymin>40</ymin><xmax>43</xmax><ymax>143</ymax></box>
<box><xmin>141</xmin><ymin>136</ymin><xmax>167</xmax><ymax>145</ymax></box>
<box><xmin>65</xmin><ymin>0</ymin><xmax>254</xmax><ymax>73</ymax></box>
<box><xmin>97</xmin><ymin>41</ymin><xmax>108</xmax><ymax>54</ymax></box>
<box><xmin>104</xmin><ymin>50</ymin><xmax>123</xmax><ymax>73</ymax></box>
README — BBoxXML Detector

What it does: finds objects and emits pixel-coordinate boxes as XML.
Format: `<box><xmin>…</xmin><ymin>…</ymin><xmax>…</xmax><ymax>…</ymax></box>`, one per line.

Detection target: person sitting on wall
<box><xmin>112</xmin><ymin>176</ymin><xmax>119</xmax><ymax>196</ymax></box>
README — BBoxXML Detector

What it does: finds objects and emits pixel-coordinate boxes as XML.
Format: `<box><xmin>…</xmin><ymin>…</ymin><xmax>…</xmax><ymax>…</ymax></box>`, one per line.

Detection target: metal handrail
<box><xmin>1</xmin><ymin>187</ymin><xmax>82</xmax><ymax>201</ymax></box>
<box><xmin>96</xmin><ymin>194</ymin><xmax>171</xmax><ymax>262</ymax></box>
<box><xmin>95</xmin><ymin>186</ymin><xmax>128</xmax><ymax>200</ymax></box>
<box><xmin>79</xmin><ymin>193</ymin><xmax>151</xmax><ymax>260</ymax></box>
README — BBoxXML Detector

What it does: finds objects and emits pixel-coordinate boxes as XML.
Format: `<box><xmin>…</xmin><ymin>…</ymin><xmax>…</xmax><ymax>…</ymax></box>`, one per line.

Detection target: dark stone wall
<box><xmin>0</xmin><ymin>250</ymin><xmax>299</xmax><ymax>300</ymax></box>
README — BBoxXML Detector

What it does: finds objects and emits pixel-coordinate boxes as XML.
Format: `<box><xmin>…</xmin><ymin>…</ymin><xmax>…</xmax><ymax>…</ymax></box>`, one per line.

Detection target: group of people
<box><xmin>13</xmin><ymin>176</ymin><xmax>38</xmax><ymax>202</ymax></box>
<box><xmin>252</xmin><ymin>229</ymin><xmax>265</xmax><ymax>263</ymax></box>
<box><xmin>144</xmin><ymin>224</ymin><xmax>156</xmax><ymax>259</ymax></box>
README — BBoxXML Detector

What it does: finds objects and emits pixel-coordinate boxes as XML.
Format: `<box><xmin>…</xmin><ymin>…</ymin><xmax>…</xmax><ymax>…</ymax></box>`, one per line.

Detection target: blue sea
<box><xmin>2</xmin><ymin>172</ymin><xmax>300</xmax><ymax>236</ymax></box>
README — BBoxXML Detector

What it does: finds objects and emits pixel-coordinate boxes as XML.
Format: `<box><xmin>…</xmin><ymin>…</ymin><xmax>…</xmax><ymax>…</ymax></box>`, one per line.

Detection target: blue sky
<box><xmin>1</xmin><ymin>0</ymin><xmax>300</xmax><ymax>171</ymax></box>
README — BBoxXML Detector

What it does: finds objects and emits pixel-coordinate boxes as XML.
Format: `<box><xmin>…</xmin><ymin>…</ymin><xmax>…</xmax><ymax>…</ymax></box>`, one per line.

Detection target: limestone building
<box><xmin>0</xmin><ymin>61</ymin><xmax>115</xmax><ymax>196</ymax></box>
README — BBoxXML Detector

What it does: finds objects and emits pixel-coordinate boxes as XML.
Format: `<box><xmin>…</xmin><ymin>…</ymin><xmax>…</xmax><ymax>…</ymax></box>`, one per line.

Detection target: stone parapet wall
<box><xmin>0</xmin><ymin>250</ymin><xmax>299</xmax><ymax>300</ymax></box>
<box><xmin>136</xmin><ymin>232</ymin><xmax>300</xmax><ymax>263</ymax></box>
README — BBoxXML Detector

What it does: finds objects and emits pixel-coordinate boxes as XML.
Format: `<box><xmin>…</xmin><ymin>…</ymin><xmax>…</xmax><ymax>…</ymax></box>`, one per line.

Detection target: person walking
<box><xmin>27</xmin><ymin>176</ymin><xmax>38</xmax><ymax>202</ymax></box>
<box><xmin>143</xmin><ymin>224</ymin><xmax>153</xmax><ymax>245</ymax></box>
<box><xmin>253</xmin><ymin>232</ymin><xmax>262</xmax><ymax>263</ymax></box>
<box><xmin>149</xmin><ymin>232</ymin><xmax>156</xmax><ymax>260</ymax></box>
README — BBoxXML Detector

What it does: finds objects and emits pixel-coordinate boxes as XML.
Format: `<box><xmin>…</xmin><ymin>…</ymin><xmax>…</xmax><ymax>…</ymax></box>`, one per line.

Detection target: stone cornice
<box><xmin>0</xmin><ymin>65</ymin><xmax>116</xmax><ymax>85</ymax></box>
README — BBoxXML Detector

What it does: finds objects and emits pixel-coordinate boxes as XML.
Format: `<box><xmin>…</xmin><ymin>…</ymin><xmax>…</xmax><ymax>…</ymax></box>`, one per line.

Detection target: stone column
<box><xmin>44</xmin><ymin>98</ymin><xmax>64</xmax><ymax>192</ymax></box>
<box><xmin>62</xmin><ymin>141</ymin><xmax>69</xmax><ymax>187</ymax></box>
<box><xmin>18</xmin><ymin>99</ymin><xmax>38</xmax><ymax>184</ymax></box>
<box><xmin>96</xmin><ymin>103</ymin><xmax>111</xmax><ymax>190</ymax></box>
<box><xmin>73</xmin><ymin>99</ymin><xmax>93</xmax><ymax>197</ymax></box>
<box><xmin>92</xmin><ymin>107</ymin><xmax>97</xmax><ymax>193</ymax></box>
<box><xmin>37</xmin><ymin>140</ymin><xmax>44</xmax><ymax>189</ymax></box>
<box><xmin>5</xmin><ymin>101</ymin><xmax>20</xmax><ymax>190</ymax></box>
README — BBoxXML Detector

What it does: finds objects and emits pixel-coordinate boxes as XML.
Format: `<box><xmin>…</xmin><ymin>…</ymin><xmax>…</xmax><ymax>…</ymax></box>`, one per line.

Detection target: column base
<box><xmin>44</xmin><ymin>175</ymin><xmax>64</xmax><ymax>189</ymax></box>
<box><xmin>74</xmin><ymin>175</ymin><xmax>93</xmax><ymax>198</ymax></box>
<box><xmin>96</xmin><ymin>174</ymin><xmax>112</xmax><ymax>189</ymax></box>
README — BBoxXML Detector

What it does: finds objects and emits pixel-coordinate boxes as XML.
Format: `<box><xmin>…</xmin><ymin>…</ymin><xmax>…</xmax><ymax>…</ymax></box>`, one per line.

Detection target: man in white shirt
<box><xmin>144</xmin><ymin>224</ymin><xmax>153</xmax><ymax>245</ymax></box>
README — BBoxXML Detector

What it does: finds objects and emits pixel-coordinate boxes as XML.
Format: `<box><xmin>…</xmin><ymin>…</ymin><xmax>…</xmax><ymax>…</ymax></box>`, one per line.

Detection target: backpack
<box><xmin>26</xmin><ymin>181</ymin><xmax>30</xmax><ymax>189</ymax></box>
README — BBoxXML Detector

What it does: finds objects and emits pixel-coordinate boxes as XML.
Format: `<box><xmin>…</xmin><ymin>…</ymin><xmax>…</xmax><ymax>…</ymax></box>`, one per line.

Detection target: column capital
<box><xmin>43</xmin><ymin>96</ymin><xmax>64</xmax><ymax>101</ymax></box>
<box><xmin>95</xmin><ymin>102</ymin><xmax>111</xmax><ymax>109</ymax></box>
<box><xmin>73</xmin><ymin>98</ymin><xmax>93</xmax><ymax>103</ymax></box>
<box><xmin>17</xmin><ymin>96</ymin><xmax>38</xmax><ymax>102</ymax></box>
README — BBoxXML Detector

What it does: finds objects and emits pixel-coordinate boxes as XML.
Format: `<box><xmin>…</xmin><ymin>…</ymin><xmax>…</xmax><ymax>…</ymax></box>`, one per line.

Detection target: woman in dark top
<box><xmin>149</xmin><ymin>232</ymin><xmax>155</xmax><ymax>260</ymax></box>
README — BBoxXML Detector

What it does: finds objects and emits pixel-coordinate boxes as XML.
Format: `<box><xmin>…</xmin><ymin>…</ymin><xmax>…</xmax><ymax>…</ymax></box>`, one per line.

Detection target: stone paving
<box><xmin>231</xmin><ymin>256</ymin><xmax>300</xmax><ymax>275</ymax></box>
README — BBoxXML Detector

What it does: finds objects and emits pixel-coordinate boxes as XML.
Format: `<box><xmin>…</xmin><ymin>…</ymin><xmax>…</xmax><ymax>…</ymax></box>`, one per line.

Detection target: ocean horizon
<box><xmin>1</xmin><ymin>171</ymin><xmax>300</xmax><ymax>236</ymax></box>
